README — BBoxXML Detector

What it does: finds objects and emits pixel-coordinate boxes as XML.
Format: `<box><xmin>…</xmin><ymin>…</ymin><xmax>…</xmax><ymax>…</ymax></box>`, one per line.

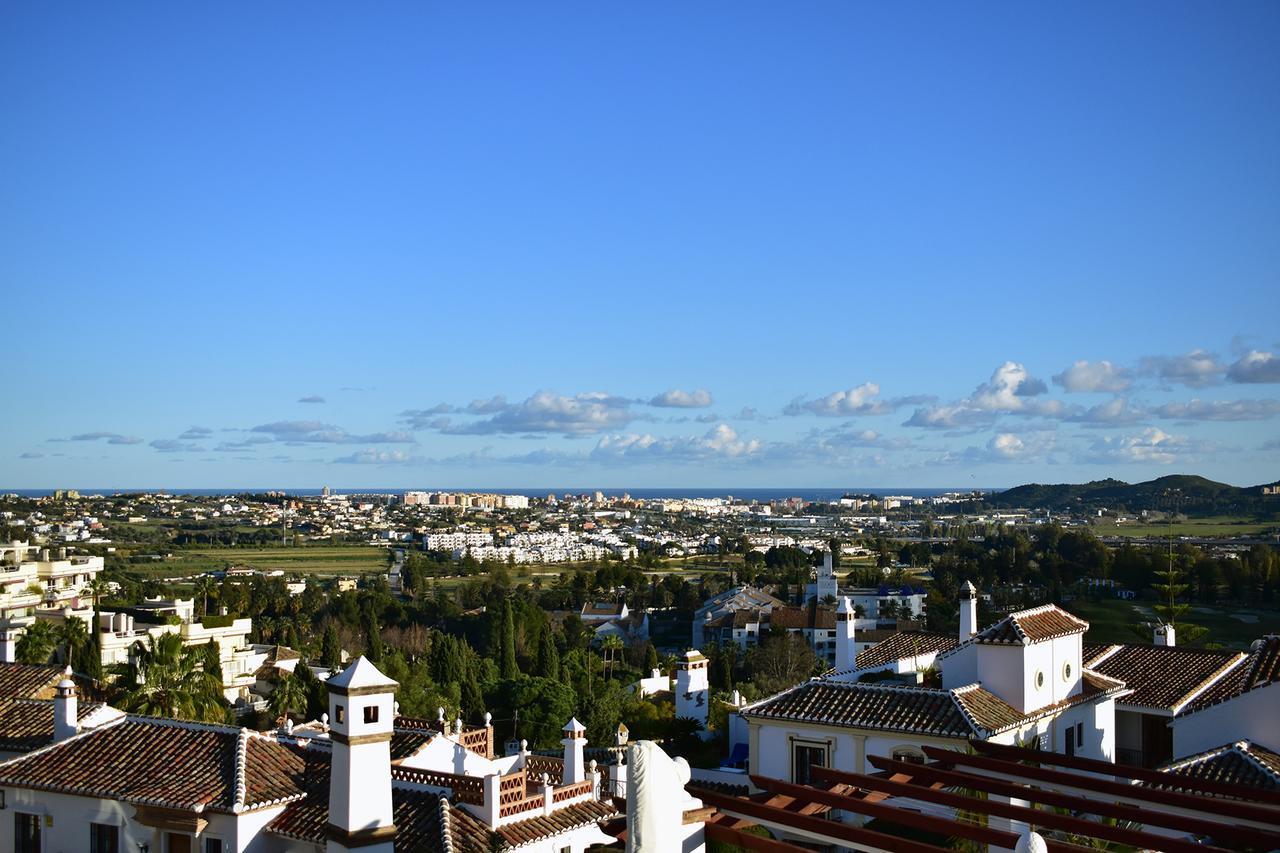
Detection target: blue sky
<box><xmin>3</xmin><ymin>2</ymin><xmax>1278</xmax><ymax>490</ymax></box>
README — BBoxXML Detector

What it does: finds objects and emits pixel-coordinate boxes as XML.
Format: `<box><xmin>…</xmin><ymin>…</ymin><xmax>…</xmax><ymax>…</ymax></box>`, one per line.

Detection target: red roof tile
<box><xmin>0</xmin><ymin>716</ymin><xmax>307</xmax><ymax>812</ymax></box>
<box><xmin>1162</xmin><ymin>740</ymin><xmax>1280</xmax><ymax>793</ymax></box>
<box><xmin>974</xmin><ymin>605</ymin><xmax>1088</xmax><ymax>645</ymax></box>
<box><xmin>1085</xmin><ymin>644</ymin><xmax>1243</xmax><ymax>712</ymax></box>
<box><xmin>850</xmin><ymin>631</ymin><xmax>959</xmax><ymax>672</ymax></box>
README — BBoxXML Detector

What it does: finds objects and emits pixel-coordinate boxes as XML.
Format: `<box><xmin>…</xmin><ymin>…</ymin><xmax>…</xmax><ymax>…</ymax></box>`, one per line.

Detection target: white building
<box><xmin>0</xmin><ymin>541</ymin><xmax>104</xmax><ymax>627</ymax></box>
<box><xmin>741</xmin><ymin>598</ymin><xmax>1128</xmax><ymax>786</ymax></box>
<box><xmin>0</xmin><ymin>656</ymin><xmax>623</xmax><ymax>853</ymax></box>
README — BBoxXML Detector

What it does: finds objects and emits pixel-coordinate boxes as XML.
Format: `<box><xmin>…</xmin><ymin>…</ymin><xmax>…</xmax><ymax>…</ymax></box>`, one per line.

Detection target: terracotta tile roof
<box><xmin>0</xmin><ymin>716</ymin><xmax>307</xmax><ymax>812</ymax></box>
<box><xmin>582</xmin><ymin>602</ymin><xmax>624</xmax><ymax>617</ymax></box>
<box><xmin>1162</xmin><ymin>740</ymin><xmax>1280</xmax><ymax>792</ymax></box>
<box><xmin>1185</xmin><ymin>635</ymin><xmax>1280</xmax><ymax>713</ymax></box>
<box><xmin>741</xmin><ymin>680</ymin><xmax>979</xmax><ymax>738</ymax></box>
<box><xmin>954</xmin><ymin>670</ymin><xmax>1127</xmax><ymax>735</ymax></box>
<box><xmin>851</xmin><ymin>630</ymin><xmax>959</xmax><ymax>672</ymax></box>
<box><xmin>0</xmin><ymin>662</ymin><xmax>81</xmax><ymax>700</ymax></box>
<box><xmin>390</xmin><ymin>728</ymin><xmax>436</xmax><ymax>760</ymax></box>
<box><xmin>266</xmin><ymin>749</ymin><xmax>618</xmax><ymax>852</ymax></box>
<box><xmin>1085</xmin><ymin>644</ymin><xmax>1243</xmax><ymax>712</ymax></box>
<box><xmin>973</xmin><ymin>605</ymin><xmax>1088</xmax><ymax>645</ymax></box>
<box><xmin>768</xmin><ymin>602</ymin><xmax>835</xmax><ymax>631</ymax></box>
<box><xmin>0</xmin><ymin>698</ymin><xmax>107</xmax><ymax>753</ymax></box>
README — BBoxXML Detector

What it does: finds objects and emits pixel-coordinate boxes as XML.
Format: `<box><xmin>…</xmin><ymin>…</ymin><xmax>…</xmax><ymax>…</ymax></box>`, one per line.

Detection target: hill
<box><xmin>988</xmin><ymin>474</ymin><xmax>1279</xmax><ymax>517</ymax></box>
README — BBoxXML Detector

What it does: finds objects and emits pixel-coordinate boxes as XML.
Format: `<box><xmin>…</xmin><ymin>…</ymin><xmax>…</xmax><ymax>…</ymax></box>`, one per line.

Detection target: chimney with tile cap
<box><xmin>54</xmin><ymin>666</ymin><xmax>78</xmax><ymax>742</ymax></box>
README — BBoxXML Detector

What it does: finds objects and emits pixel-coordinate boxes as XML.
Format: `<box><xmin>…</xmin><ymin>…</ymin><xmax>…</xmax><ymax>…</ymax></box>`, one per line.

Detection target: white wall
<box><xmin>0</xmin><ymin>788</ymin><xmax>284</xmax><ymax>853</ymax></box>
<box><xmin>1171</xmin><ymin>685</ymin><xmax>1279</xmax><ymax>758</ymax></box>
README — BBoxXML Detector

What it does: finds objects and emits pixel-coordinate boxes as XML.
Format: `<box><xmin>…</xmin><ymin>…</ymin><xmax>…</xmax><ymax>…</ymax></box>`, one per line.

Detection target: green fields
<box><xmin>132</xmin><ymin>545</ymin><xmax>392</xmax><ymax>577</ymax></box>
<box><xmin>1090</xmin><ymin>515</ymin><xmax>1279</xmax><ymax>538</ymax></box>
<box><xmin>1065</xmin><ymin>597</ymin><xmax>1280</xmax><ymax>650</ymax></box>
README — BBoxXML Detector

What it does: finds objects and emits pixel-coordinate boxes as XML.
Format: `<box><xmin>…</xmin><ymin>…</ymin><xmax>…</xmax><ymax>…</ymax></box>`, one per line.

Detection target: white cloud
<box><xmin>1139</xmin><ymin>349</ymin><xmax>1225</xmax><ymax>387</ymax></box>
<box><xmin>1082</xmin><ymin>428</ymin><xmax>1196</xmax><ymax>464</ymax></box>
<box><xmin>298</xmin><ymin>395</ymin><xmax>326</xmax><ymax>404</ymax></box>
<box><xmin>431</xmin><ymin>391</ymin><xmax>636</xmax><ymax>436</ymax></box>
<box><xmin>591</xmin><ymin>424</ymin><xmax>761</xmax><ymax>463</ymax></box>
<box><xmin>179</xmin><ymin>426</ymin><xmax>214</xmax><ymax>439</ymax></box>
<box><xmin>649</xmin><ymin>389</ymin><xmax>714</xmax><ymax>408</ymax></box>
<box><xmin>785</xmin><ymin>383</ymin><xmax>929</xmax><ymax>417</ymax></box>
<box><xmin>1153</xmin><ymin>398</ymin><xmax>1280</xmax><ymax>421</ymax></box>
<box><xmin>1066</xmin><ymin>397</ymin><xmax>1148</xmax><ymax>427</ymax></box>
<box><xmin>250</xmin><ymin>421</ymin><xmax>417</xmax><ymax>444</ymax></box>
<box><xmin>334</xmin><ymin>449</ymin><xmax>421</xmax><ymax>465</ymax></box>
<box><xmin>1052</xmin><ymin>360</ymin><xmax>1131</xmax><ymax>393</ymax></box>
<box><xmin>905</xmin><ymin>362</ymin><xmax>1059</xmax><ymax>428</ymax></box>
<box><xmin>1227</xmin><ymin>350</ymin><xmax>1280</xmax><ymax>384</ymax></box>
<box><xmin>69</xmin><ymin>432</ymin><xmax>144</xmax><ymax>445</ymax></box>
<box><xmin>151</xmin><ymin>439</ymin><xmax>206</xmax><ymax>453</ymax></box>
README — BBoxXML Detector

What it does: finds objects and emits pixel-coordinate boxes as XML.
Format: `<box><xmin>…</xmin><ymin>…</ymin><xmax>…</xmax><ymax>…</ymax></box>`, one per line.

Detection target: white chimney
<box><xmin>562</xmin><ymin>717</ymin><xmax>587</xmax><ymax>784</ymax></box>
<box><xmin>325</xmin><ymin>656</ymin><xmax>398</xmax><ymax>853</ymax></box>
<box><xmin>1154</xmin><ymin>624</ymin><xmax>1176</xmax><ymax>647</ymax></box>
<box><xmin>54</xmin><ymin>666</ymin><xmax>78</xmax><ymax>742</ymax></box>
<box><xmin>0</xmin><ymin>621</ymin><xmax>16</xmax><ymax>663</ymax></box>
<box><xmin>835</xmin><ymin>596</ymin><xmax>856</xmax><ymax>671</ymax></box>
<box><xmin>959</xmin><ymin>581</ymin><xmax>978</xmax><ymax>641</ymax></box>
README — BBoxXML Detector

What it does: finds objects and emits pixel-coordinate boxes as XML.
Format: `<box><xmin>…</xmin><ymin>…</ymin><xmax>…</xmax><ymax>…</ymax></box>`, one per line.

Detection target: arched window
<box><xmin>891</xmin><ymin>747</ymin><xmax>926</xmax><ymax>765</ymax></box>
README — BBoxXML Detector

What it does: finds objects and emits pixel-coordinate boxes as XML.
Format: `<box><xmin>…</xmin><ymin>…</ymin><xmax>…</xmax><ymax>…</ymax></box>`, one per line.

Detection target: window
<box><xmin>204</xmin><ymin>838</ymin><xmax>222</xmax><ymax>853</ymax></box>
<box><xmin>792</xmin><ymin>741</ymin><xmax>827</xmax><ymax>785</ymax></box>
<box><xmin>335</xmin><ymin>705</ymin><xmax>345</xmax><ymax>724</ymax></box>
<box><xmin>15</xmin><ymin>812</ymin><xmax>40</xmax><ymax>853</ymax></box>
<box><xmin>363</xmin><ymin>704</ymin><xmax>379</xmax><ymax>724</ymax></box>
<box><xmin>1064</xmin><ymin>728</ymin><xmax>1075</xmax><ymax>757</ymax></box>
<box><xmin>1076</xmin><ymin>722</ymin><xmax>1083</xmax><ymax>748</ymax></box>
<box><xmin>1063</xmin><ymin>661</ymin><xmax>1072</xmax><ymax>681</ymax></box>
<box><xmin>891</xmin><ymin>747</ymin><xmax>926</xmax><ymax>765</ymax></box>
<box><xmin>90</xmin><ymin>823</ymin><xmax>119</xmax><ymax>853</ymax></box>
<box><xmin>1034</xmin><ymin>670</ymin><xmax>1045</xmax><ymax>690</ymax></box>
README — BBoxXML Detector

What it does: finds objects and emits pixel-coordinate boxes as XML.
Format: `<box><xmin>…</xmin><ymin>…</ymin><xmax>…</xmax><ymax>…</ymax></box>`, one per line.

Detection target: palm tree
<box><xmin>193</xmin><ymin>575</ymin><xmax>217</xmax><ymax>617</ymax></box>
<box><xmin>15</xmin><ymin>620</ymin><xmax>58</xmax><ymax>664</ymax></box>
<box><xmin>110</xmin><ymin>633</ymin><xmax>227</xmax><ymax>723</ymax></box>
<box><xmin>269</xmin><ymin>669</ymin><xmax>307</xmax><ymax>723</ymax></box>
<box><xmin>56</xmin><ymin>617</ymin><xmax>91</xmax><ymax>667</ymax></box>
<box><xmin>600</xmin><ymin>635</ymin><xmax>624</xmax><ymax>681</ymax></box>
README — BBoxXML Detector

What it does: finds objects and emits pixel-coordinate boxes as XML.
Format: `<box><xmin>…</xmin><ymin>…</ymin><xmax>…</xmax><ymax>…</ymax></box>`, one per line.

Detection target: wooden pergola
<box><xmin>689</xmin><ymin>740</ymin><xmax>1280</xmax><ymax>852</ymax></box>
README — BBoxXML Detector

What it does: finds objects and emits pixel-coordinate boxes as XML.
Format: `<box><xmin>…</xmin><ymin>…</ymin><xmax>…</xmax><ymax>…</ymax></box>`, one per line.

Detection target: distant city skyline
<box><xmin>4</xmin><ymin>4</ymin><xmax>1278</xmax><ymax>489</ymax></box>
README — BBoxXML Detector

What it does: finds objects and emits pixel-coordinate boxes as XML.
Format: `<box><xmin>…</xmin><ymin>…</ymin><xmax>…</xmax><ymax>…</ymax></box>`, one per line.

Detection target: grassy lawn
<box><xmin>1065</xmin><ymin>597</ymin><xmax>1280</xmax><ymax>650</ymax></box>
<box><xmin>1091</xmin><ymin>515</ymin><xmax>1280</xmax><ymax>538</ymax></box>
<box><xmin>130</xmin><ymin>545</ymin><xmax>392</xmax><ymax>577</ymax></box>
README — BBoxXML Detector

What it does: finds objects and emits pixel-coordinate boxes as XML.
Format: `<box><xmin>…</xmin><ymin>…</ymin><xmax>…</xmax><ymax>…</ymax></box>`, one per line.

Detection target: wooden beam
<box><xmin>968</xmin><ymin>739</ymin><xmax>1280</xmax><ymax>807</ymax></box>
<box><xmin>922</xmin><ymin>745</ymin><xmax>1280</xmax><ymax>827</ymax></box>
<box><xmin>695</xmin><ymin>787</ymin><xmax>954</xmax><ymax>853</ymax></box>
<box><xmin>810</xmin><ymin>765</ymin><xmax>1233</xmax><ymax>853</ymax></box>
<box><xmin>863</xmin><ymin>754</ymin><xmax>1280</xmax><ymax>851</ymax></box>
<box><xmin>704</xmin><ymin>822</ymin><xmax>814</xmax><ymax>852</ymax></box>
<box><xmin>749</xmin><ymin>775</ymin><xmax>1019</xmax><ymax>848</ymax></box>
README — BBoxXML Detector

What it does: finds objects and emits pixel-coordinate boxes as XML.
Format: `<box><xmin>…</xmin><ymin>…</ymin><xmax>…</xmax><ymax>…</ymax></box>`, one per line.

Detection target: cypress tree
<box><xmin>536</xmin><ymin>626</ymin><xmax>560</xmax><ymax>681</ymax></box>
<box><xmin>320</xmin><ymin>624</ymin><xmax>341</xmax><ymax>669</ymax></box>
<box><xmin>500</xmin><ymin>598</ymin><xmax>518</xmax><ymax>679</ymax></box>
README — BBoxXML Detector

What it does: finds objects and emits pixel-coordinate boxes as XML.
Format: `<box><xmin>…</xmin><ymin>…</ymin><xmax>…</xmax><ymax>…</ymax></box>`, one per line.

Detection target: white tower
<box><xmin>326</xmin><ymin>656</ymin><xmax>398</xmax><ymax>853</ymax></box>
<box><xmin>835</xmin><ymin>596</ymin><xmax>856</xmax><ymax>672</ymax></box>
<box><xmin>1154</xmin><ymin>623</ymin><xmax>1176</xmax><ymax>647</ymax></box>
<box><xmin>53</xmin><ymin>666</ymin><xmax>78</xmax><ymax>742</ymax></box>
<box><xmin>562</xmin><ymin>717</ymin><xmax>587</xmax><ymax>784</ymax></box>
<box><xmin>808</xmin><ymin>551</ymin><xmax>838</xmax><ymax>602</ymax></box>
<box><xmin>959</xmin><ymin>581</ymin><xmax>978</xmax><ymax>641</ymax></box>
<box><xmin>675</xmin><ymin>650</ymin><xmax>710</xmax><ymax>730</ymax></box>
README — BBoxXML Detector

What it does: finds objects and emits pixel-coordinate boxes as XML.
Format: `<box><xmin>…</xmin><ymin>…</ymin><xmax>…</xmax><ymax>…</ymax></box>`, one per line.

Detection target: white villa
<box><xmin>740</xmin><ymin>584</ymin><xmax>1129</xmax><ymax>782</ymax></box>
<box><xmin>0</xmin><ymin>656</ymin><xmax>622</xmax><ymax>853</ymax></box>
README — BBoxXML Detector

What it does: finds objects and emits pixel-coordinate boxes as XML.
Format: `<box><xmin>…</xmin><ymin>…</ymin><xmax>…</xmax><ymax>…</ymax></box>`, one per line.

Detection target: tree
<box><xmin>362</xmin><ymin>608</ymin><xmax>383</xmax><ymax>663</ymax></box>
<box><xmin>15</xmin><ymin>620</ymin><xmax>57</xmax><ymax>665</ymax></box>
<box><xmin>535</xmin><ymin>626</ymin><xmax>560</xmax><ymax>681</ymax></box>
<box><xmin>320</xmin><ymin>624</ymin><xmax>342</xmax><ymax>669</ymax></box>
<box><xmin>500</xmin><ymin>598</ymin><xmax>518</xmax><ymax>679</ymax></box>
<box><xmin>193</xmin><ymin>575</ymin><xmax>218</xmax><ymax>617</ymax></box>
<box><xmin>56</xmin><ymin>617</ymin><xmax>91</xmax><ymax>668</ymax></box>
<box><xmin>111</xmin><ymin>632</ymin><xmax>227</xmax><ymax>723</ymax></box>
<box><xmin>644</xmin><ymin>642</ymin><xmax>660</xmax><ymax>673</ymax></box>
<box><xmin>600</xmin><ymin>635</ymin><xmax>624</xmax><ymax>681</ymax></box>
<box><xmin>747</xmin><ymin>632</ymin><xmax>820</xmax><ymax>696</ymax></box>
<box><xmin>270</xmin><ymin>669</ymin><xmax>307</xmax><ymax>722</ymax></box>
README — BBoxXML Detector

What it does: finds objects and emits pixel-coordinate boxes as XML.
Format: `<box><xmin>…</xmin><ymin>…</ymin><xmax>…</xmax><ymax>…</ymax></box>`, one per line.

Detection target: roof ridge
<box><xmin>1085</xmin><ymin>643</ymin><xmax>1122</xmax><ymax>666</ymax></box>
<box><xmin>439</xmin><ymin>796</ymin><xmax>454</xmax><ymax>853</ymax></box>
<box><xmin>945</xmin><ymin>684</ymin><xmax>989</xmax><ymax>738</ymax></box>
<box><xmin>123</xmin><ymin>713</ymin><xmax>245</xmax><ymax>735</ymax></box>
<box><xmin>1170</xmin><ymin>652</ymin><xmax>1248</xmax><ymax>714</ymax></box>
<box><xmin>1238</xmin><ymin>742</ymin><xmax>1280</xmax><ymax>785</ymax></box>
<box><xmin>233</xmin><ymin>728</ymin><xmax>250</xmax><ymax>812</ymax></box>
